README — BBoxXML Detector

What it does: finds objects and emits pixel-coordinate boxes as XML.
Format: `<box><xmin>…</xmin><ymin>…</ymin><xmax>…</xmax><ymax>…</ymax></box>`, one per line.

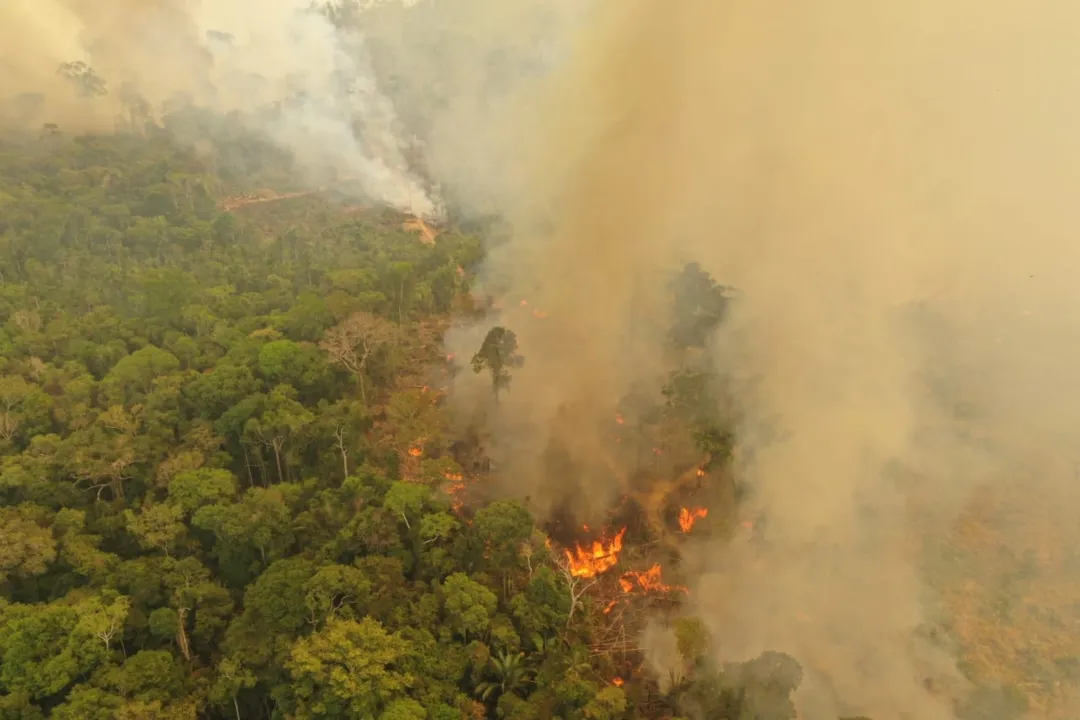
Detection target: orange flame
<box><xmin>532</xmin><ymin>309</ymin><xmax>548</xmax><ymax>319</ymax></box>
<box><xmin>612</xmin><ymin>677</ymin><xmax>624</xmax><ymax>687</ymax></box>
<box><xmin>444</xmin><ymin>472</ymin><xmax>466</xmax><ymax>510</ymax></box>
<box><xmin>678</xmin><ymin>507</ymin><xmax>708</xmax><ymax>533</ymax></box>
<box><xmin>615</xmin><ymin>413</ymin><xmax>625</xmax><ymax>425</ymax></box>
<box><xmin>696</xmin><ymin>468</ymin><xmax>706</xmax><ymax>477</ymax></box>
<box><xmin>449</xmin><ymin>485</ymin><xmax>466</xmax><ymax>504</ymax></box>
<box><xmin>446</xmin><ymin>353</ymin><xmax>456</xmax><ymax>362</ymax></box>
<box><xmin>602</xmin><ymin>599</ymin><xmax>619</xmax><ymax>615</ymax></box>
<box><xmin>520</xmin><ymin>299</ymin><xmax>529</xmax><ymax>306</ymax></box>
<box><xmin>564</xmin><ymin>528</ymin><xmax>627</xmax><ymax>578</ymax></box>
<box><xmin>408</xmin><ymin>447</ymin><xmax>422</xmax><ymax>458</ymax></box>
<box><xmin>618</xmin><ymin>564</ymin><xmax>687</xmax><ymax>594</ymax></box>
<box><xmin>446</xmin><ymin>477</ymin><xmax>467</xmax><ymax>511</ymax></box>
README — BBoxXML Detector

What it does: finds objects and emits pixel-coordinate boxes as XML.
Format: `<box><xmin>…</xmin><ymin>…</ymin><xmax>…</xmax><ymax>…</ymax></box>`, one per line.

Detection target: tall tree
<box><xmin>281</xmin><ymin>617</ymin><xmax>414</xmax><ymax>718</ymax></box>
<box><xmin>471</xmin><ymin>327</ymin><xmax>524</xmax><ymax>401</ymax></box>
<box><xmin>319</xmin><ymin>311</ymin><xmax>399</xmax><ymax>405</ymax></box>
<box><xmin>669</xmin><ymin>262</ymin><xmax>731</xmax><ymax>349</ymax></box>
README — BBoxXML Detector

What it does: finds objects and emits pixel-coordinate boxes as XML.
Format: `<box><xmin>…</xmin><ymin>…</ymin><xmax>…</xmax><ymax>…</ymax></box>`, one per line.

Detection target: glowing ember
<box><xmin>696</xmin><ymin>467</ymin><xmax>706</xmax><ymax>477</ymax></box>
<box><xmin>444</xmin><ymin>474</ymin><xmax>467</xmax><ymax>511</ymax></box>
<box><xmin>615</xmin><ymin>413</ymin><xmax>625</xmax><ymax>425</ymax></box>
<box><xmin>618</xmin><ymin>564</ymin><xmax>687</xmax><ymax>594</ymax></box>
<box><xmin>602</xmin><ymin>599</ymin><xmax>619</xmax><ymax>615</ymax></box>
<box><xmin>446</xmin><ymin>353</ymin><xmax>456</xmax><ymax>362</ymax></box>
<box><xmin>447</xmin><ymin>482</ymin><xmax>466</xmax><ymax>511</ymax></box>
<box><xmin>408</xmin><ymin>447</ymin><xmax>422</xmax><ymax>458</ymax></box>
<box><xmin>564</xmin><ymin>528</ymin><xmax>627</xmax><ymax>578</ymax></box>
<box><xmin>652</xmin><ymin>447</ymin><xmax>662</xmax><ymax>456</ymax></box>
<box><xmin>678</xmin><ymin>506</ymin><xmax>708</xmax><ymax>533</ymax></box>
<box><xmin>612</xmin><ymin>677</ymin><xmax>624</xmax><ymax>687</ymax></box>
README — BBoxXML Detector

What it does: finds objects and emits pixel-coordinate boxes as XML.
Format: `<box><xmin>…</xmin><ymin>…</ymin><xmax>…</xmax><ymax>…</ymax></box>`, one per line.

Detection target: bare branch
<box><xmin>319</xmin><ymin>311</ymin><xmax>400</xmax><ymax>404</ymax></box>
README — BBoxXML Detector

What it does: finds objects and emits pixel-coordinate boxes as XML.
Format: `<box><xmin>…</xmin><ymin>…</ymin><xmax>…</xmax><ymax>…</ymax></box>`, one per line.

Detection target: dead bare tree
<box><xmin>332</xmin><ymin>425</ymin><xmax>350</xmax><ymax>478</ymax></box>
<box><xmin>556</xmin><ymin>556</ymin><xmax>600</xmax><ymax>629</ymax></box>
<box><xmin>175</xmin><ymin>607</ymin><xmax>192</xmax><ymax>662</ymax></box>
<box><xmin>319</xmin><ymin>311</ymin><xmax>400</xmax><ymax>405</ymax></box>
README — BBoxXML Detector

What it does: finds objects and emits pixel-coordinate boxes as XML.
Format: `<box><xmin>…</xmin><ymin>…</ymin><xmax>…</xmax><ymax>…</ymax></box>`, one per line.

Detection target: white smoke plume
<box><xmin>193</xmin><ymin>1</ymin><xmax>439</xmax><ymax>216</ymax></box>
<box><xmin>0</xmin><ymin>0</ymin><xmax>582</xmax><ymax>219</ymax></box>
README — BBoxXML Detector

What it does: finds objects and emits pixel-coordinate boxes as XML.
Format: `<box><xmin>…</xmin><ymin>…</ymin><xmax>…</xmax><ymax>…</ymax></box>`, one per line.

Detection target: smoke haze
<box><xmin>7</xmin><ymin>0</ymin><xmax>1080</xmax><ymax>716</ymax></box>
<box><xmin>0</xmin><ymin>0</ymin><xmax>581</xmax><ymax>218</ymax></box>
<box><xmin>444</xmin><ymin>1</ymin><xmax>1080</xmax><ymax>718</ymax></box>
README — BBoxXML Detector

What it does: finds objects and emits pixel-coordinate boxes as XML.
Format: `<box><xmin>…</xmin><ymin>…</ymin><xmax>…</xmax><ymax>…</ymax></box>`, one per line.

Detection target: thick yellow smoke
<box><xmin>1</xmin><ymin>0</ymin><xmax>208</xmax><ymax>128</ymax></box>
<box><xmin>448</xmin><ymin>1</ymin><xmax>1080</xmax><ymax>717</ymax></box>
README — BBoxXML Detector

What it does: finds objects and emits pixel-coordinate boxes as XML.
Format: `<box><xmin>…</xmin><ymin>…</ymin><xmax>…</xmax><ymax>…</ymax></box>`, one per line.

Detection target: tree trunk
<box><xmin>254</xmin><ymin>448</ymin><xmax>268</xmax><ymax>487</ymax></box>
<box><xmin>176</xmin><ymin>607</ymin><xmax>192</xmax><ymax>662</ymax></box>
<box><xmin>357</xmin><ymin>372</ymin><xmax>367</xmax><ymax>405</ymax></box>
<box><xmin>233</xmin><ymin>695</ymin><xmax>241</xmax><ymax>720</ymax></box>
<box><xmin>241</xmin><ymin>444</ymin><xmax>254</xmax><ymax>488</ymax></box>
<box><xmin>398</xmin><ymin>277</ymin><xmax>405</xmax><ymax>325</ymax></box>
<box><xmin>335</xmin><ymin>430</ymin><xmax>349</xmax><ymax>479</ymax></box>
<box><xmin>110</xmin><ymin>476</ymin><xmax>125</xmax><ymax>502</ymax></box>
<box><xmin>272</xmin><ymin>440</ymin><xmax>284</xmax><ymax>484</ymax></box>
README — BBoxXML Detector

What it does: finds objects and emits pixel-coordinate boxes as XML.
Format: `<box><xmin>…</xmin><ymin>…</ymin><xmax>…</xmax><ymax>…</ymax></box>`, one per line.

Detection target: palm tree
<box><xmin>475</xmin><ymin>651</ymin><xmax>532</xmax><ymax>703</ymax></box>
<box><xmin>530</xmin><ymin>633</ymin><xmax>559</xmax><ymax>657</ymax></box>
<box><xmin>559</xmin><ymin>643</ymin><xmax>594</xmax><ymax>679</ymax></box>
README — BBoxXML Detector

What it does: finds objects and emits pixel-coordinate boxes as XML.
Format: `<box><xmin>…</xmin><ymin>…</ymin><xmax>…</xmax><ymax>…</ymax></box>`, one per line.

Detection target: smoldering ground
<box><xmin>445</xmin><ymin>1</ymin><xmax>1080</xmax><ymax>718</ymax></box>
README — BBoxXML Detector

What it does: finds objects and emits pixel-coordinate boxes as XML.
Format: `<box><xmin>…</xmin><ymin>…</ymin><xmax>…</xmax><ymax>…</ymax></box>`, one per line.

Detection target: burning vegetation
<box><xmin>678</xmin><ymin>506</ymin><xmax>708</xmax><ymax>533</ymax></box>
<box><xmin>433</xmin><ymin>260</ymin><xmax>829</xmax><ymax>718</ymax></box>
<box><xmin>563</xmin><ymin>527</ymin><xmax>627</xmax><ymax>578</ymax></box>
<box><xmin>618</xmin><ymin>564</ymin><xmax>686</xmax><ymax>595</ymax></box>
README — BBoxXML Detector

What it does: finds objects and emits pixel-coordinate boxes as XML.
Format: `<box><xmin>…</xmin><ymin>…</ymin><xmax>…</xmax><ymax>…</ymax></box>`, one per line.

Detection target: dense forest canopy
<box><xmin>0</xmin><ymin>114</ymin><xmax>1060</xmax><ymax>720</ymax></box>
<box><xmin>0</xmin><ymin>124</ymin><xmax>822</xmax><ymax>720</ymax></box>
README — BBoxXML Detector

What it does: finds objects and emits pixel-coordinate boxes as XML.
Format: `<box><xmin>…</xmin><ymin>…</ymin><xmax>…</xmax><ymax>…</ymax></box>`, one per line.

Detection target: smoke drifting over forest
<box><xmin>8</xmin><ymin>0</ymin><xmax>1080</xmax><ymax>717</ymax></box>
<box><xmin>0</xmin><ymin>0</ymin><xmax>581</xmax><ymax>218</ymax></box>
<box><xmin>447</xmin><ymin>1</ymin><xmax>1080</xmax><ymax>718</ymax></box>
